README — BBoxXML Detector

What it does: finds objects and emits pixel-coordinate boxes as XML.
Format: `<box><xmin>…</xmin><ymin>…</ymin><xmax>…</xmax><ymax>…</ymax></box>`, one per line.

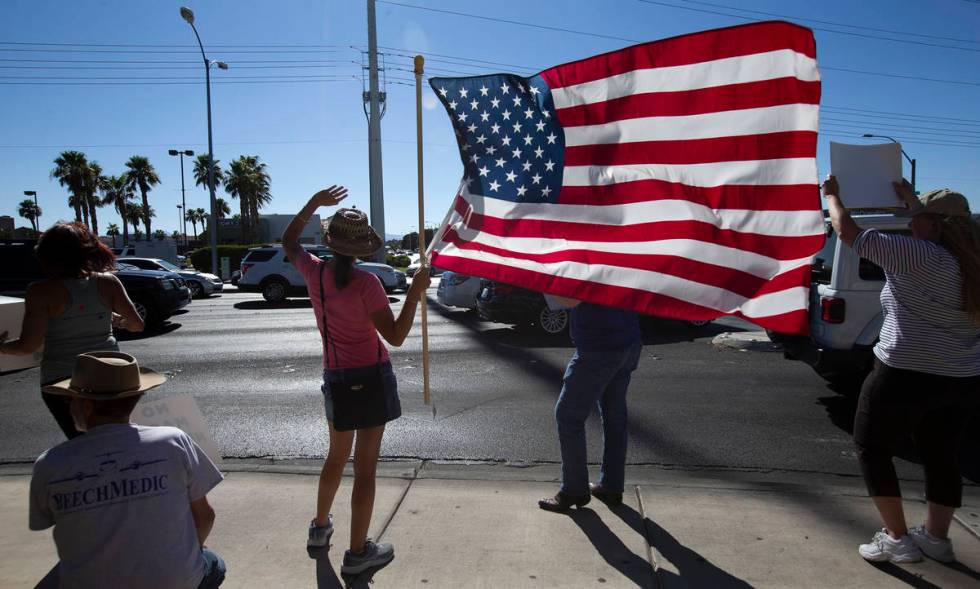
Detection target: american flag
<box><xmin>427</xmin><ymin>21</ymin><xmax>824</xmax><ymax>335</ymax></box>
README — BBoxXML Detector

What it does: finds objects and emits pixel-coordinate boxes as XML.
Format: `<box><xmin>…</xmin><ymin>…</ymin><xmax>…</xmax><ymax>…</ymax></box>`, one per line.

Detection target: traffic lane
<box><xmin>2</xmin><ymin>290</ymin><xmax>976</xmax><ymax>486</ymax></box>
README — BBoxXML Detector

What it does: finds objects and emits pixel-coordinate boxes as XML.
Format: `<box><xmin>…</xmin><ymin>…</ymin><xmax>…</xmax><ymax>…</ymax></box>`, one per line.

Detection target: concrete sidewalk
<box><xmin>1</xmin><ymin>461</ymin><xmax>978</xmax><ymax>588</ymax></box>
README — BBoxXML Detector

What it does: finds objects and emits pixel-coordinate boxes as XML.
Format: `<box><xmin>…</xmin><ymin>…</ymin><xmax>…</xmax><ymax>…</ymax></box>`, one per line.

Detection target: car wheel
<box><xmin>188</xmin><ymin>281</ymin><xmax>204</xmax><ymax>298</ymax></box>
<box><xmin>537</xmin><ymin>306</ymin><xmax>569</xmax><ymax>335</ymax></box>
<box><xmin>262</xmin><ymin>279</ymin><xmax>288</xmax><ymax>304</ymax></box>
<box><xmin>133</xmin><ymin>300</ymin><xmax>160</xmax><ymax>327</ymax></box>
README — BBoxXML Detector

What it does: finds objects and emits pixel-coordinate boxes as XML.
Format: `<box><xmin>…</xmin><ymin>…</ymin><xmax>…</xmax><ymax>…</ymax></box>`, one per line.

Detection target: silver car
<box><xmin>118</xmin><ymin>257</ymin><xmax>224</xmax><ymax>298</ymax></box>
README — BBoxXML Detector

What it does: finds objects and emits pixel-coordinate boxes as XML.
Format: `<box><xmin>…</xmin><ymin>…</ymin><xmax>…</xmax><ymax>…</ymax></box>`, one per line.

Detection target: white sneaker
<box><xmin>858</xmin><ymin>529</ymin><xmax>923</xmax><ymax>563</ymax></box>
<box><xmin>908</xmin><ymin>525</ymin><xmax>955</xmax><ymax>563</ymax></box>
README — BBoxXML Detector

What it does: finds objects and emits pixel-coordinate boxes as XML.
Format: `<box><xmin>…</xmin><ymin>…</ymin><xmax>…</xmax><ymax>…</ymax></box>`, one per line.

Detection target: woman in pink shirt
<box><xmin>282</xmin><ymin>186</ymin><xmax>429</xmax><ymax>575</ymax></box>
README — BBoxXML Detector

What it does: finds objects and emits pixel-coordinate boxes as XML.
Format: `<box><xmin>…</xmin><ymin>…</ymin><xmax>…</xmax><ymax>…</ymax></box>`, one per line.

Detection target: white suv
<box><xmin>769</xmin><ymin>213</ymin><xmax>911</xmax><ymax>383</ymax></box>
<box><xmin>238</xmin><ymin>245</ymin><xmax>407</xmax><ymax>303</ymax></box>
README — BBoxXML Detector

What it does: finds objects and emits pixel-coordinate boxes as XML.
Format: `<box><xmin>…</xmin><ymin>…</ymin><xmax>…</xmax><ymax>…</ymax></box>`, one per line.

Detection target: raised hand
<box><xmin>310</xmin><ymin>185</ymin><xmax>348</xmax><ymax>208</ymax></box>
<box><xmin>892</xmin><ymin>179</ymin><xmax>918</xmax><ymax>209</ymax></box>
<box><xmin>821</xmin><ymin>174</ymin><xmax>840</xmax><ymax>199</ymax></box>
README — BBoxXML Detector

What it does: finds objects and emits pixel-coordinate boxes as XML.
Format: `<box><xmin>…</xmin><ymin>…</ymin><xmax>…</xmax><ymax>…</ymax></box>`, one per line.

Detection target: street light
<box><xmin>168</xmin><ymin>148</ymin><xmax>194</xmax><ymax>248</ymax></box>
<box><xmin>23</xmin><ymin>190</ymin><xmax>39</xmax><ymax>232</ymax></box>
<box><xmin>862</xmin><ymin>133</ymin><xmax>916</xmax><ymax>192</ymax></box>
<box><xmin>176</xmin><ymin>204</ymin><xmax>183</xmax><ymax>243</ymax></box>
<box><xmin>180</xmin><ymin>6</ymin><xmax>228</xmax><ymax>275</ymax></box>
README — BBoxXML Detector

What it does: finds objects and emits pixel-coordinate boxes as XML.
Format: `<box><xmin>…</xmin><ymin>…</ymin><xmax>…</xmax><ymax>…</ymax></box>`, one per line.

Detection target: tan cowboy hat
<box><xmin>324</xmin><ymin>207</ymin><xmax>383</xmax><ymax>257</ymax></box>
<box><xmin>42</xmin><ymin>351</ymin><xmax>167</xmax><ymax>400</ymax></box>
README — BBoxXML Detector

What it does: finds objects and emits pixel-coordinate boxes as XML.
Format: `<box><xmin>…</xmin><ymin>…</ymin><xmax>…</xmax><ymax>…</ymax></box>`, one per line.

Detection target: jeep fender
<box><xmin>855</xmin><ymin>311</ymin><xmax>884</xmax><ymax>347</ymax></box>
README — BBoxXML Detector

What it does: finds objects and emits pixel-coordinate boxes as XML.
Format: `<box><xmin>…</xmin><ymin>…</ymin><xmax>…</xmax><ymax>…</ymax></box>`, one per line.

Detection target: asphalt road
<box><xmin>2</xmin><ymin>282</ymin><xmax>977</xmax><ymax>485</ymax></box>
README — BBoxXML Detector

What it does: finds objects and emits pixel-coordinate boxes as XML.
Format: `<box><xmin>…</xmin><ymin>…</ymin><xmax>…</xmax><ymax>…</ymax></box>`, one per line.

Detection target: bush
<box><xmin>386</xmin><ymin>254</ymin><xmax>411</xmax><ymax>268</ymax></box>
<box><xmin>189</xmin><ymin>244</ymin><xmax>266</xmax><ymax>274</ymax></box>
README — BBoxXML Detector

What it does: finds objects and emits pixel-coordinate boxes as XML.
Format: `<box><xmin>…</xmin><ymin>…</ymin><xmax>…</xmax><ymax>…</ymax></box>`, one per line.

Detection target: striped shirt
<box><xmin>853</xmin><ymin>229</ymin><xmax>980</xmax><ymax>377</ymax></box>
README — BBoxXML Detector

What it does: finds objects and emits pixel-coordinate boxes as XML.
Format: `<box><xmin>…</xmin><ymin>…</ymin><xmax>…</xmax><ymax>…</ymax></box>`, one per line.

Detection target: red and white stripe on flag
<box><xmin>429</xmin><ymin>21</ymin><xmax>824</xmax><ymax>335</ymax></box>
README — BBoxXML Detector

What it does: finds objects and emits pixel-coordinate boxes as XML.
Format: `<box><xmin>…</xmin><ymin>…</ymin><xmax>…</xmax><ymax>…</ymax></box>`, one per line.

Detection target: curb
<box><xmin>711</xmin><ymin>331</ymin><xmax>782</xmax><ymax>352</ymax></box>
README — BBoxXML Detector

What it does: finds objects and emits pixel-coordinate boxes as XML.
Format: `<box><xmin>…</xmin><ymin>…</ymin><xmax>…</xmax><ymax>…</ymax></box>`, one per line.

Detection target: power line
<box><xmin>377</xmin><ymin>1</ymin><xmax>641</xmax><ymax>43</ymax></box>
<box><xmin>0</xmin><ymin>47</ymin><xmax>346</xmax><ymax>55</ymax></box>
<box><xmin>821</xmin><ymin>65</ymin><xmax>980</xmax><ymax>87</ymax></box>
<box><xmin>672</xmin><ymin>0</ymin><xmax>980</xmax><ymax>44</ymax></box>
<box><xmin>0</xmin><ymin>58</ymin><xmax>354</xmax><ymax>64</ymax></box>
<box><xmin>823</xmin><ymin>106</ymin><xmax>980</xmax><ymax>127</ymax></box>
<box><xmin>636</xmin><ymin>0</ymin><xmax>980</xmax><ymax>53</ymax></box>
<box><xmin>0</xmin><ymin>41</ymin><xmax>350</xmax><ymax>49</ymax></box>
<box><xmin>0</xmin><ymin>78</ymin><xmax>359</xmax><ymax>86</ymax></box>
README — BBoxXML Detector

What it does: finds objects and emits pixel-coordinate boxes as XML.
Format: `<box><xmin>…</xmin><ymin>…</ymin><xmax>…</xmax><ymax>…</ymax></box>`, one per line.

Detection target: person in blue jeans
<box><xmin>539</xmin><ymin>297</ymin><xmax>643</xmax><ymax>512</ymax></box>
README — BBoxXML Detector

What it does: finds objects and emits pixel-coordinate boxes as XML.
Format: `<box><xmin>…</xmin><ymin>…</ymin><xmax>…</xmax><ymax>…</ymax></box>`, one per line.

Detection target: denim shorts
<box><xmin>322</xmin><ymin>361</ymin><xmax>401</xmax><ymax>425</ymax></box>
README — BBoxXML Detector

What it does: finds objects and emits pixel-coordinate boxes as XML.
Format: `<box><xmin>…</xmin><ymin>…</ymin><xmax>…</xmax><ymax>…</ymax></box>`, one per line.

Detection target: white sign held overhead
<box><xmin>830</xmin><ymin>142</ymin><xmax>905</xmax><ymax>209</ymax></box>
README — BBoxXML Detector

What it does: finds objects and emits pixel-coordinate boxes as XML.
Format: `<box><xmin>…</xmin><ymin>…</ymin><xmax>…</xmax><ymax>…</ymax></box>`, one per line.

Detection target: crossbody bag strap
<box><xmin>317</xmin><ymin>263</ymin><xmax>340</xmax><ymax>367</ymax></box>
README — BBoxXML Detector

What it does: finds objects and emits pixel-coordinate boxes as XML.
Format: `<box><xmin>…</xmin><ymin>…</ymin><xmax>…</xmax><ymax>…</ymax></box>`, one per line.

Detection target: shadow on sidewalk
<box><xmin>308</xmin><ymin>545</ymin><xmax>386</xmax><ymax>589</ymax></box>
<box><xmin>867</xmin><ymin>562</ymin><xmax>943</xmax><ymax>589</ymax></box>
<box><xmin>608</xmin><ymin>503</ymin><xmax>753</xmax><ymax>588</ymax></box>
<box><xmin>567</xmin><ymin>507</ymin><xmax>655</xmax><ymax>587</ymax></box>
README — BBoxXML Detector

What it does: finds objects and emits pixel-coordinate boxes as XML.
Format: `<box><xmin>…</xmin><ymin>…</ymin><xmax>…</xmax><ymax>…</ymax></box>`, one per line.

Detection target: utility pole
<box><xmin>365</xmin><ymin>0</ymin><xmax>386</xmax><ymax>262</ymax></box>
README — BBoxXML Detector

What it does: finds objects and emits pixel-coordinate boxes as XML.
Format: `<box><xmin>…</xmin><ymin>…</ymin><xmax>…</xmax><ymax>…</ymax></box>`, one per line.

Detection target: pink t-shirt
<box><xmin>293</xmin><ymin>250</ymin><xmax>391</xmax><ymax>369</ymax></box>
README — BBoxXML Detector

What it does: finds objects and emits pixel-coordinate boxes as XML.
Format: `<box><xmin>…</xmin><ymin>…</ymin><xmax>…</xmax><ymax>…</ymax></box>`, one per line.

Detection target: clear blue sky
<box><xmin>2</xmin><ymin>0</ymin><xmax>978</xmax><ymax>237</ymax></box>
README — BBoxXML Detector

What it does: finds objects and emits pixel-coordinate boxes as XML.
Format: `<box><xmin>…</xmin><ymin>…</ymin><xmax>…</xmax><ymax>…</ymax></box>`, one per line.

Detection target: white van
<box><xmin>769</xmin><ymin>213</ymin><xmax>911</xmax><ymax>383</ymax></box>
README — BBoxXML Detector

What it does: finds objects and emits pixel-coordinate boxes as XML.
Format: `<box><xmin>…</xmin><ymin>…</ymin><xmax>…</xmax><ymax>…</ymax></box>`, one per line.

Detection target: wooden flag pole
<box><xmin>414</xmin><ymin>55</ymin><xmax>432</xmax><ymax>409</ymax></box>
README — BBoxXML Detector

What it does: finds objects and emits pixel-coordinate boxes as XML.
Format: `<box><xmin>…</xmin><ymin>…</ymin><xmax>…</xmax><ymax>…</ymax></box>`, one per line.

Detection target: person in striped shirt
<box><xmin>824</xmin><ymin>175</ymin><xmax>980</xmax><ymax>564</ymax></box>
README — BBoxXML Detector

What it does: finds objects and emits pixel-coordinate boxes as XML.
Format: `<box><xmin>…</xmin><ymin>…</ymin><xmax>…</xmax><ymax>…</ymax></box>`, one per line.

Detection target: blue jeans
<box><xmin>556</xmin><ymin>341</ymin><xmax>642</xmax><ymax>495</ymax></box>
<box><xmin>198</xmin><ymin>548</ymin><xmax>226</xmax><ymax>588</ymax></box>
<box><xmin>322</xmin><ymin>361</ymin><xmax>401</xmax><ymax>425</ymax></box>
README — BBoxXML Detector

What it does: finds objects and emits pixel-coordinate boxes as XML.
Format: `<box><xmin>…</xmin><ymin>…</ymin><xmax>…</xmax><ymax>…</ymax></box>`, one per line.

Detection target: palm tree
<box><xmin>51</xmin><ymin>151</ymin><xmax>90</xmax><ymax>225</ymax></box>
<box><xmin>192</xmin><ymin>154</ymin><xmax>225</xmax><ymax>191</ymax></box>
<box><xmin>124</xmin><ymin>155</ymin><xmax>160</xmax><ymax>236</ymax></box>
<box><xmin>213</xmin><ymin>199</ymin><xmax>230</xmax><ymax>220</ymax></box>
<box><xmin>17</xmin><ymin>199</ymin><xmax>41</xmax><ymax>233</ymax></box>
<box><xmin>125</xmin><ymin>202</ymin><xmax>144</xmax><ymax>241</ymax></box>
<box><xmin>224</xmin><ymin>155</ymin><xmax>271</xmax><ymax>243</ymax></box>
<box><xmin>106</xmin><ymin>223</ymin><xmax>120</xmax><ymax>247</ymax></box>
<box><xmin>84</xmin><ymin>161</ymin><xmax>104</xmax><ymax>236</ymax></box>
<box><xmin>185</xmin><ymin>208</ymin><xmax>201</xmax><ymax>239</ymax></box>
<box><xmin>153</xmin><ymin>229</ymin><xmax>167</xmax><ymax>241</ymax></box>
<box><xmin>100</xmin><ymin>174</ymin><xmax>133</xmax><ymax>245</ymax></box>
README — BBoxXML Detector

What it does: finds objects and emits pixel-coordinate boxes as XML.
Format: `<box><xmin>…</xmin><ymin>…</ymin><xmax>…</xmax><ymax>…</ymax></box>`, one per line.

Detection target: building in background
<box><xmin>216</xmin><ymin>214</ymin><xmax>323</xmax><ymax>245</ymax></box>
<box><xmin>0</xmin><ymin>216</ymin><xmax>14</xmax><ymax>237</ymax></box>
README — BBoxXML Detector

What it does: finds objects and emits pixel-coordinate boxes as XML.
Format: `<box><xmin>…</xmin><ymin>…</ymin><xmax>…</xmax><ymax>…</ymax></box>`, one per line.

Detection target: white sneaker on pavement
<box><xmin>858</xmin><ymin>529</ymin><xmax>923</xmax><ymax>563</ymax></box>
<box><xmin>908</xmin><ymin>525</ymin><xmax>955</xmax><ymax>563</ymax></box>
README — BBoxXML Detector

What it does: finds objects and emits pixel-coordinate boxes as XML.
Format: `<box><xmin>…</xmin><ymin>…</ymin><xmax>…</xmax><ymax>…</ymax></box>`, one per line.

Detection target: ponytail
<box><xmin>333</xmin><ymin>254</ymin><xmax>355</xmax><ymax>290</ymax></box>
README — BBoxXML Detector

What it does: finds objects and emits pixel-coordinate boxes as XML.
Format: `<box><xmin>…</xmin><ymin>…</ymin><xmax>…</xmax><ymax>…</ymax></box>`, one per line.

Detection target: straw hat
<box><xmin>324</xmin><ymin>207</ymin><xmax>383</xmax><ymax>257</ymax></box>
<box><xmin>42</xmin><ymin>352</ymin><xmax>167</xmax><ymax>400</ymax></box>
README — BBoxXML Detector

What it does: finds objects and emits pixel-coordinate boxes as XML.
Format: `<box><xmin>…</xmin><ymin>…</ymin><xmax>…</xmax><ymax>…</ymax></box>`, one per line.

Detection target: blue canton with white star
<box><xmin>430</xmin><ymin>74</ymin><xmax>564</xmax><ymax>204</ymax></box>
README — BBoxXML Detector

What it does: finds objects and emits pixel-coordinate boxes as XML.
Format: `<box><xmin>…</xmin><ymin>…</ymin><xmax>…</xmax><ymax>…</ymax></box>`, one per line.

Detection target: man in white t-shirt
<box><xmin>29</xmin><ymin>351</ymin><xmax>226</xmax><ymax>589</ymax></box>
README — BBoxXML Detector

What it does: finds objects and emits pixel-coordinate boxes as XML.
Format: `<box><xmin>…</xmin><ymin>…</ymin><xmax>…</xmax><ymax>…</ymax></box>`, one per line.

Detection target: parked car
<box><xmin>238</xmin><ymin>245</ymin><xmax>407</xmax><ymax>303</ymax></box>
<box><xmin>0</xmin><ymin>239</ymin><xmax>43</xmax><ymax>296</ymax></box>
<box><xmin>767</xmin><ymin>213</ymin><xmax>913</xmax><ymax>383</ymax></box>
<box><xmin>406</xmin><ymin>259</ymin><xmax>444</xmax><ymax>277</ymax></box>
<box><xmin>436</xmin><ymin>270</ymin><xmax>481</xmax><ymax>310</ymax></box>
<box><xmin>0</xmin><ymin>239</ymin><xmax>190</xmax><ymax>327</ymax></box>
<box><xmin>119</xmin><ymin>257</ymin><xmax>223</xmax><ymax>298</ymax></box>
<box><xmin>113</xmin><ymin>262</ymin><xmax>192</xmax><ymax>327</ymax></box>
<box><xmin>476</xmin><ymin>279</ymin><xmax>569</xmax><ymax>336</ymax></box>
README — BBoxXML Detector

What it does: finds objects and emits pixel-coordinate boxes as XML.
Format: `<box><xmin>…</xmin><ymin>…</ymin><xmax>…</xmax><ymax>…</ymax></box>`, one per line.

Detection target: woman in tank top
<box><xmin>0</xmin><ymin>222</ymin><xmax>144</xmax><ymax>438</ymax></box>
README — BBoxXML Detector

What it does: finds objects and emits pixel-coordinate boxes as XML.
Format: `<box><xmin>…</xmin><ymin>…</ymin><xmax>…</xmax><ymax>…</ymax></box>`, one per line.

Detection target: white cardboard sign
<box><xmin>0</xmin><ymin>296</ymin><xmax>42</xmax><ymax>373</ymax></box>
<box><xmin>829</xmin><ymin>141</ymin><xmax>904</xmax><ymax>209</ymax></box>
<box><xmin>133</xmin><ymin>394</ymin><xmax>223</xmax><ymax>466</ymax></box>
